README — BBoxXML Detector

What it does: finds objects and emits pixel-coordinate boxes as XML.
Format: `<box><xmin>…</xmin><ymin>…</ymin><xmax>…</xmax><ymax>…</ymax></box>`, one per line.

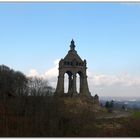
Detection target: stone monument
<box><xmin>55</xmin><ymin>39</ymin><xmax>91</xmax><ymax>97</ymax></box>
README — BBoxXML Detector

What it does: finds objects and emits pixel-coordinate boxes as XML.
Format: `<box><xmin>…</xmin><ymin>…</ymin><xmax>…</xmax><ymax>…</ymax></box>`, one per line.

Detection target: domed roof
<box><xmin>64</xmin><ymin>39</ymin><xmax>83</xmax><ymax>63</ymax></box>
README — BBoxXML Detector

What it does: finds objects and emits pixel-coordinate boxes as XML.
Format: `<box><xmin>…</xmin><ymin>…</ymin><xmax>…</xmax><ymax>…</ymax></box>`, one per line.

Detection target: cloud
<box><xmin>44</xmin><ymin>59</ymin><xmax>59</xmax><ymax>87</ymax></box>
<box><xmin>87</xmin><ymin>71</ymin><xmax>140</xmax><ymax>97</ymax></box>
<box><xmin>28</xmin><ymin>59</ymin><xmax>140</xmax><ymax>88</ymax></box>
<box><xmin>27</xmin><ymin>59</ymin><xmax>140</xmax><ymax>96</ymax></box>
<box><xmin>44</xmin><ymin>59</ymin><xmax>59</xmax><ymax>80</ymax></box>
<box><xmin>27</xmin><ymin>59</ymin><xmax>60</xmax><ymax>87</ymax></box>
<box><xmin>88</xmin><ymin>72</ymin><xmax>140</xmax><ymax>87</ymax></box>
<box><xmin>27</xmin><ymin>69</ymin><xmax>40</xmax><ymax>77</ymax></box>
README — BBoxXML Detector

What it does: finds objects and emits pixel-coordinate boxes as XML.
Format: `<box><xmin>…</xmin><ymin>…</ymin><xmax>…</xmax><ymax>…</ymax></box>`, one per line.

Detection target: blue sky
<box><xmin>0</xmin><ymin>3</ymin><xmax>140</xmax><ymax>97</ymax></box>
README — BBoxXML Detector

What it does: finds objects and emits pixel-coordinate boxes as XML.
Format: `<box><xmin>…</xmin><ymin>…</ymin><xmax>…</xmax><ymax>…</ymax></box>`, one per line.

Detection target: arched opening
<box><xmin>64</xmin><ymin>71</ymin><xmax>73</xmax><ymax>94</ymax></box>
<box><xmin>76</xmin><ymin>73</ymin><xmax>80</xmax><ymax>93</ymax></box>
<box><xmin>64</xmin><ymin>73</ymin><xmax>69</xmax><ymax>93</ymax></box>
<box><xmin>76</xmin><ymin>71</ymin><xmax>84</xmax><ymax>94</ymax></box>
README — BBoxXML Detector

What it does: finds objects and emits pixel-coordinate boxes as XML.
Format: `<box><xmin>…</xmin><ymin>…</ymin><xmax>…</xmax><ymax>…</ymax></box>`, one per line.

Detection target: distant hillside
<box><xmin>100</xmin><ymin>96</ymin><xmax>140</xmax><ymax>110</ymax></box>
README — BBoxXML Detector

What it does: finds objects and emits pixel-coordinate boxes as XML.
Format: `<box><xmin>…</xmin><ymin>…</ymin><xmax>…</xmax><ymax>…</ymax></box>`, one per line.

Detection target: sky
<box><xmin>0</xmin><ymin>3</ymin><xmax>140</xmax><ymax>97</ymax></box>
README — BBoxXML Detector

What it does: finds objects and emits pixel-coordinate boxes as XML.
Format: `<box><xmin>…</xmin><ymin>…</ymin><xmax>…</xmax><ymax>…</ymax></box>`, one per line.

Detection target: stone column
<box><xmin>73</xmin><ymin>74</ymin><xmax>77</xmax><ymax>94</ymax></box>
<box><xmin>55</xmin><ymin>74</ymin><xmax>64</xmax><ymax>96</ymax></box>
<box><xmin>82</xmin><ymin>75</ymin><xmax>90</xmax><ymax>97</ymax></box>
<box><xmin>68</xmin><ymin>75</ymin><xmax>72</xmax><ymax>93</ymax></box>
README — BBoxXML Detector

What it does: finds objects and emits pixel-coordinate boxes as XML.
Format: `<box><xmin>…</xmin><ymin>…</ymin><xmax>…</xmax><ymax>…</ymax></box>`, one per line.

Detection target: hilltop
<box><xmin>0</xmin><ymin>94</ymin><xmax>140</xmax><ymax>136</ymax></box>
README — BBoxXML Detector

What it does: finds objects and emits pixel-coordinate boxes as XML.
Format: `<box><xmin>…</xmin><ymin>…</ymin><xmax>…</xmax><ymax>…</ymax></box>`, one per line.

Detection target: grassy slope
<box><xmin>0</xmin><ymin>96</ymin><xmax>140</xmax><ymax>137</ymax></box>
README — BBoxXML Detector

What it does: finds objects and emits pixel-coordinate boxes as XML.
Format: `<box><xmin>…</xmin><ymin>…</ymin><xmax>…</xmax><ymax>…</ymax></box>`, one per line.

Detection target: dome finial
<box><xmin>70</xmin><ymin>39</ymin><xmax>75</xmax><ymax>50</ymax></box>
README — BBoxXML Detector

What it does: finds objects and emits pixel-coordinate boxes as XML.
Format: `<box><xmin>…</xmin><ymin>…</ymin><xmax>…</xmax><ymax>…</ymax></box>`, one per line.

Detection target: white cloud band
<box><xmin>27</xmin><ymin>59</ymin><xmax>140</xmax><ymax>96</ymax></box>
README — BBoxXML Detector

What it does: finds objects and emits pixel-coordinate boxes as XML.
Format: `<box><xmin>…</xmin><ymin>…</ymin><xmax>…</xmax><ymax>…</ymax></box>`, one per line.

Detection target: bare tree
<box><xmin>27</xmin><ymin>77</ymin><xmax>54</xmax><ymax>96</ymax></box>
